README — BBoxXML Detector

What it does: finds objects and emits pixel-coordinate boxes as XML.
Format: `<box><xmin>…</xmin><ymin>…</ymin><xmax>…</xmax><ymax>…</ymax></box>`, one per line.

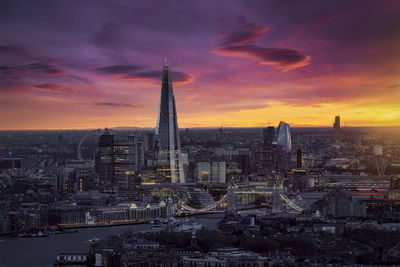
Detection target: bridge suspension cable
<box><xmin>180</xmin><ymin>194</ymin><xmax>227</xmax><ymax>212</ymax></box>
<box><xmin>280</xmin><ymin>193</ymin><xmax>304</xmax><ymax>212</ymax></box>
<box><xmin>179</xmin><ymin>191</ymin><xmax>304</xmax><ymax>213</ymax></box>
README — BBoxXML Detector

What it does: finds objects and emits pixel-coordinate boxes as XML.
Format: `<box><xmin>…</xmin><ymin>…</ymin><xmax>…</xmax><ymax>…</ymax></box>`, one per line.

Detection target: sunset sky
<box><xmin>1</xmin><ymin>0</ymin><xmax>400</xmax><ymax>130</ymax></box>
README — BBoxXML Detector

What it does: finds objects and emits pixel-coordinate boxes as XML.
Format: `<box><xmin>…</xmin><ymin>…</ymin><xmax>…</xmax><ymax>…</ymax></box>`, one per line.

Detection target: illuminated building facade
<box><xmin>113</xmin><ymin>134</ymin><xmax>140</xmax><ymax>189</ymax></box>
<box><xmin>96</xmin><ymin>130</ymin><xmax>142</xmax><ymax>189</ymax></box>
<box><xmin>97</xmin><ymin>129</ymin><xmax>114</xmax><ymax>182</ymax></box>
<box><xmin>196</xmin><ymin>162</ymin><xmax>226</xmax><ymax>183</ymax></box>
<box><xmin>154</xmin><ymin>60</ymin><xmax>185</xmax><ymax>183</ymax></box>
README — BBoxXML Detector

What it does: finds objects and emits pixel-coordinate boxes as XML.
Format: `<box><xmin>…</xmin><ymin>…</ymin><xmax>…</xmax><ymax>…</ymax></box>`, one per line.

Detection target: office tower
<box><xmin>154</xmin><ymin>59</ymin><xmax>185</xmax><ymax>183</ymax></box>
<box><xmin>333</xmin><ymin>115</ymin><xmax>340</xmax><ymax>131</ymax></box>
<box><xmin>275</xmin><ymin>121</ymin><xmax>292</xmax><ymax>169</ymax></box>
<box><xmin>297</xmin><ymin>148</ymin><xmax>302</xmax><ymax>168</ymax></box>
<box><xmin>276</xmin><ymin>121</ymin><xmax>291</xmax><ymax>152</ymax></box>
<box><xmin>96</xmin><ymin>130</ymin><xmax>141</xmax><ymax>189</ymax></box>
<box><xmin>196</xmin><ymin>162</ymin><xmax>226</xmax><ymax>183</ymax></box>
<box><xmin>197</xmin><ymin>162</ymin><xmax>211</xmax><ymax>182</ymax></box>
<box><xmin>140</xmin><ymin>132</ymin><xmax>155</xmax><ymax>168</ymax></box>
<box><xmin>260</xmin><ymin>126</ymin><xmax>275</xmax><ymax>172</ymax></box>
<box><xmin>216</xmin><ymin>127</ymin><xmax>225</xmax><ymax>143</ymax></box>
<box><xmin>181</xmin><ymin>153</ymin><xmax>190</xmax><ymax>181</ymax></box>
<box><xmin>333</xmin><ymin>115</ymin><xmax>341</xmax><ymax>142</ymax></box>
<box><xmin>143</xmin><ymin>132</ymin><xmax>155</xmax><ymax>152</ymax></box>
<box><xmin>263</xmin><ymin>126</ymin><xmax>275</xmax><ymax>150</ymax></box>
<box><xmin>212</xmin><ymin>162</ymin><xmax>226</xmax><ymax>183</ymax></box>
<box><xmin>113</xmin><ymin>134</ymin><xmax>139</xmax><ymax>189</ymax></box>
<box><xmin>238</xmin><ymin>154</ymin><xmax>251</xmax><ymax>176</ymax></box>
<box><xmin>97</xmin><ymin>129</ymin><xmax>114</xmax><ymax>182</ymax></box>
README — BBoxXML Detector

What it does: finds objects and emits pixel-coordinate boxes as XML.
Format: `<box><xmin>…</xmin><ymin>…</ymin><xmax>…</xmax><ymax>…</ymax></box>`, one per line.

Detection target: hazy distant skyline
<box><xmin>1</xmin><ymin>0</ymin><xmax>400</xmax><ymax>130</ymax></box>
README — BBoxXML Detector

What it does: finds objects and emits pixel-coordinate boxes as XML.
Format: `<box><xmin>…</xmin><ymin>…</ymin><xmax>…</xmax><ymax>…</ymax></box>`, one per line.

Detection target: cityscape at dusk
<box><xmin>1</xmin><ymin>0</ymin><xmax>400</xmax><ymax>129</ymax></box>
<box><xmin>1</xmin><ymin>0</ymin><xmax>400</xmax><ymax>267</ymax></box>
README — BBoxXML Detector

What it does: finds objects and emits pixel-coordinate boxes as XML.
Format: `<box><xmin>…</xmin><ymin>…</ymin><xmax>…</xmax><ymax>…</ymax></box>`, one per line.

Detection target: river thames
<box><xmin>0</xmin><ymin>213</ymin><xmax>223</xmax><ymax>267</ymax></box>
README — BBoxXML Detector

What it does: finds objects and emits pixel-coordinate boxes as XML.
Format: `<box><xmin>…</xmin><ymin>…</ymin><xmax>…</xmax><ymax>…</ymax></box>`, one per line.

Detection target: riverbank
<box><xmin>0</xmin><ymin>213</ymin><xmax>224</xmax><ymax>267</ymax></box>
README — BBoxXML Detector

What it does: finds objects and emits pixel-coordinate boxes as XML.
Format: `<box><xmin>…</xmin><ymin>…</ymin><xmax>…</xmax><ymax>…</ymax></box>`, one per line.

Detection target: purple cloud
<box><xmin>94</xmin><ymin>102</ymin><xmax>140</xmax><ymax>108</ymax></box>
<box><xmin>1</xmin><ymin>62</ymin><xmax>64</xmax><ymax>75</ymax></box>
<box><xmin>34</xmin><ymin>83</ymin><xmax>76</xmax><ymax>94</ymax></box>
<box><xmin>124</xmin><ymin>71</ymin><xmax>194</xmax><ymax>83</ymax></box>
<box><xmin>221</xmin><ymin>19</ymin><xmax>269</xmax><ymax>46</ymax></box>
<box><xmin>213</xmin><ymin>19</ymin><xmax>310</xmax><ymax>71</ymax></box>
<box><xmin>0</xmin><ymin>45</ymin><xmax>27</xmax><ymax>54</ymax></box>
<box><xmin>214</xmin><ymin>45</ymin><xmax>310</xmax><ymax>71</ymax></box>
<box><xmin>92</xmin><ymin>65</ymin><xmax>142</xmax><ymax>74</ymax></box>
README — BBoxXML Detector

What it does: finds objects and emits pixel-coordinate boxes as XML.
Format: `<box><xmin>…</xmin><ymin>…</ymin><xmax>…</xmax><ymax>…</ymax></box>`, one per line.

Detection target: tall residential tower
<box><xmin>154</xmin><ymin>60</ymin><xmax>185</xmax><ymax>183</ymax></box>
<box><xmin>333</xmin><ymin>115</ymin><xmax>340</xmax><ymax>131</ymax></box>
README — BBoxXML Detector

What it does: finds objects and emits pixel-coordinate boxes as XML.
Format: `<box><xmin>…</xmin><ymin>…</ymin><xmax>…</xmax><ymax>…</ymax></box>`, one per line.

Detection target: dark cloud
<box><xmin>0</xmin><ymin>45</ymin><xmax>27</xmax><ymax>54</ymax></box>
<box><xmin>1</xmin><ymin>62</ymin><xmax>64</xmax><ymax>75</ymax></box>
<box><xmin>92</xmin><ymin>65</ymin><xmax>142</xmax><ymax>74</ymax></box>
<box><xmin>67</xmin><ymin>74</ymin><xmax>92</xmax><ymax>84</ymax></box>
<box><xmin>124</xmin><ymin>71</ymin><xmax>193</xmax><ymax>83</ymax></box>
<box><xmin>214</xmin><ymin>19</ymin><xmax>309</xmax><ymax>71</ymax></box>
<box><xmin>214</xmin><ymin>45</ymin><xmax>309</xmax><ymax>71</ymax></box>
<box><xmin>221</xmin><ymin>18</ymin><xmax>269</xmax><ymax>46</ymax></box>
<box><xmin>94</xmin><ymin>102</ymin><xmax>140</xmax><ymax>108</ymax></box>
<box><xmin>34</xmin><ymin>83</ymin><xmax>75</xmax><ymax>94</ymax></box>
<box><xmin>388</xmin><ymin>84</ymin><xmax>399</xmax><ymax>89</ymax></box>
<box><xmin>93</xmin><ymin>21</ymin><xmax>121</xmax><ymax>47</ymax></box>
<box><xmin>212</xmin><ymin>103</ymin><xmax>268</xmax><ymax>111</ymax></box>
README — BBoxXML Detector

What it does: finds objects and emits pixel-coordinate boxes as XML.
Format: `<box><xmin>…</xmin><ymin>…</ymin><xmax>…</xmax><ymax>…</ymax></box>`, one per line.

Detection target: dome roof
<box><xmin>186</xmin><ymin>187</ymin><xmax>215</xmax><ymax>209</ymax></box>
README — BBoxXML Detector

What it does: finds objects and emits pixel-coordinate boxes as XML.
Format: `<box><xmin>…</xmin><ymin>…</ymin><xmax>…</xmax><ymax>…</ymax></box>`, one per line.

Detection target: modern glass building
<box><xmin>154</xmin><ymin>59</ymin><xmax>185</xmax><ymax>183</ymax></box>
<box><xmin>275</xmin><ymin>121</ymin><xmax>292</xmax><ymax>169</ymax></box>
<box><xmin>276</xmin><ymin>121</ymin><xmax>292</xmax><ymax>152</ymax></box>
<box><xmin>96</xmin><ymin>130</ymin><xmax>141</xmax><ymax>189</ymax></box>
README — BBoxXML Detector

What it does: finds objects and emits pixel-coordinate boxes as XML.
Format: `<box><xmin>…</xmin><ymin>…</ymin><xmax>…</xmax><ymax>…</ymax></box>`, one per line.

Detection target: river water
<box><xmin>0</xmin><ymin>213</ymin><xmax>223</xmax><ymax>267</ymax></box>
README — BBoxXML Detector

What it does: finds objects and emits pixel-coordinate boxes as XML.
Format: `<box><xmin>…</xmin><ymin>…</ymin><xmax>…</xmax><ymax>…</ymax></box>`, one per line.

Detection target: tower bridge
<box><xmin>177</xmin><ymin>183</ymin><xmax>304</xmax><ymax>215</ymax></box>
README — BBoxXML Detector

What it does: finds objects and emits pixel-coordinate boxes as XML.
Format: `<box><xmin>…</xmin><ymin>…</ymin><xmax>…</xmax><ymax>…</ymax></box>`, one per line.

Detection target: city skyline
<box><xmin>2</xmin><ymin>1</ymin><xmax>400</xmax><ymax>265</ymax></box>
<box><xmin>1</xmin><ymin>0</ymin><xmax>400</xmax><ymax>130</ymax></box>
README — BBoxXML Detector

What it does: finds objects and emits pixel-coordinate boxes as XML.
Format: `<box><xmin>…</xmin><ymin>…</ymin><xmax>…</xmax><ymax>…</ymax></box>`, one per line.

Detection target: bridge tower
<box><xmin>272</xmin><ymin>179</ymin><xmax>282</xmax><ymax>212</ymax></box>
<box><xmin>373</xmin><ymin>145</ymin><xmax>387</xmax><ymax>177</ymax></box>
<box><xmin>227</xmin><ymin>184</ymin><xmax>238</xmax><ymax>211</ymax></box>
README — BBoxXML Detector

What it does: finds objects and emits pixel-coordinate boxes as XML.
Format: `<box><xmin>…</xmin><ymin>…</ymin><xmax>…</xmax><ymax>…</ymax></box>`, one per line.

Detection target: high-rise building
<box><xmin>197</xmin><ymin>162</ymin><xmax>211</xmax><ymax>182</ymax></box>
<box><xmin>143</xmin><ymin>132</ymin><xmax>155</xmax><ymax>152</ymax></box>
<box><xmin>97</xmin><ymin>129</ymin><xmax>114</xmax><ymax>182</ymax></box>
<box><xmin>212</xmin><ymin>162</ymin><xmax>226</xmax><ymax>183</ymax></box>
<box><xmin>333</xmin><ymin>115</ymin><xmax>340</xmax><ymax>131</ymax></box>
<box><xmin>113</xmin><ymin>134</ymin><xmax>139</xmax><ymax>189</ymax></box>
<box><xmin>296</xmin><ymin>148</ymin><xmax>302</xmax><ymax>169</ymax></box>
<box><xmin>275</xmin><ymin>121</ymin><xmax>292</xmax><ymax>169</ymax></box>
<box><xmin>154</xmin><ymin>59</ymin><xmax>185</xmax><ymax>183</ymax></box>
<box><xmin>333</xmin><ymin>115</ymin><xmax>341</xmax><ymax>142</ymax></box>
<box><xmin>261</xmin><ymin>126</ymin><xmax>275</xmax><ymax>171</ymax></box>
<box><xmin>96</xmin><ymin>130</ymin><xmax>141</xmax><ymax>189</ymax></box>
<box><xmin>196</xmin><ymin>161</ymin><xmax>226</xmax><ymax>183</ymax></box>
<box><xmin>276</xmin><ymin>121</ymin><xmax>291</xmax><ymax>152</ymax></box>
<box><xmin>263</xmin><ymin>126</ymin><xmax>275</xmax><ymax>150</ymax></box>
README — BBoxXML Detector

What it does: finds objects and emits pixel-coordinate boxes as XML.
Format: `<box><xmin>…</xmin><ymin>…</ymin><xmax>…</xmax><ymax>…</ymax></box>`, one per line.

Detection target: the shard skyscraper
<box><xmin>154</xmin><ymin>59</ymin><xmax>185</xmax><ymax>183</ymax></box>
